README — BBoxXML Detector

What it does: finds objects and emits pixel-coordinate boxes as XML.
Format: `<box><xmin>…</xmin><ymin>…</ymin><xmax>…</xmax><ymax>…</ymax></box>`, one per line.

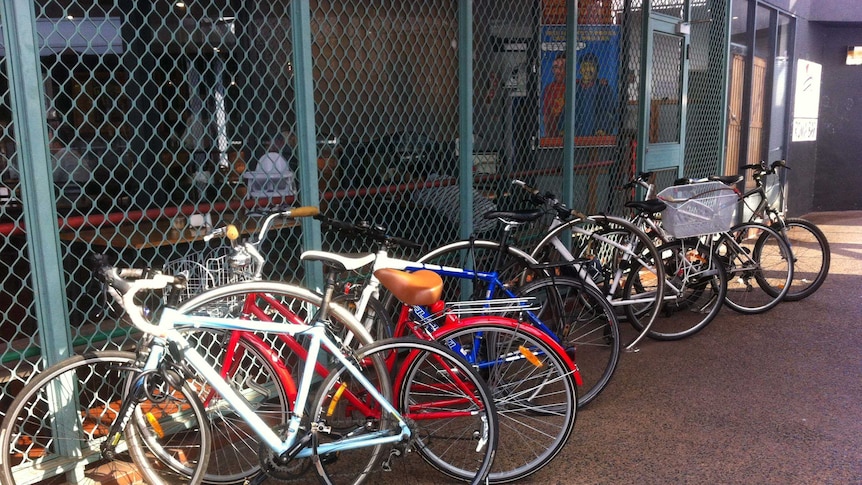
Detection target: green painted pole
<box><xmin>1</xmin><ymin>0</ymin><xmax>72</xmax><ymax>366</ymax></box>
<box><xmin>561</xmin><ymin>0</ymin><xmax>578</xmax><ymax>208</ymax></box>
<box><xmin>2</xmin><ymin>3</ymin><xmax>84</xmax><ymax>480</ymax></box>
<box><xmin>458</xmin><ymin>0</ymin><xmax>474</xmax><ymax>240</ymax></box>
<box><xmin>292</xmin><ymin>0</ymin><xmax>324</xmax><ymax>292</ymax></box>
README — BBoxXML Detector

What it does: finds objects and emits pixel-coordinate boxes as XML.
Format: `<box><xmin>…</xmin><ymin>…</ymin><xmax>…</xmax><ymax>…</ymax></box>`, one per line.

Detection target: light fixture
<box><xmin>175</xmin><ymin>2</ymin><xmax>186</xmax><ymax>8</ymax></box>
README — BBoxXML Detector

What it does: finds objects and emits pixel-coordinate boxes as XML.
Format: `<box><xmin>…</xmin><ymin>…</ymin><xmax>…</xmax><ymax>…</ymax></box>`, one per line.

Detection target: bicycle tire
<box><xmin>312</xmin><ymin>337</ymin><xmax>498</xmax><ymax>485</ymax></box>
<box><xmin>627</xmin><ymin>239</ymin><xmax>727</xmax><ymax>340</ymax></box>
<box><xmin>432</xmin><ymin>321</ymin><xmax>576</xmax><ymax>483</ymax></box>
<box><xmin>302</xmin><ymin>335</ymin><xmax>393</xmax><ymax>485</ymax></box>
<box><xmin>720</xmin><ymin>222</ymin><xmax>793</xmax><ymax>314</ymax></box>
<box><xmin>175</xmin><ymin>281</ymin><xmax>377</xmax><ymax>484</ymax></box>
<box><xmin>529</xmin><ymin>214</ymin><xmax>665</xmax><ymax>349</ymax></box>
<box><xmin>0</xmin><ymin>351</ymin><xmax>210</xmax><ymax>485</ymax></box>
<box><xmin>179</xmin><ymin>328</ymin><xmax>292</xmax><ymax>484</ymax></box>
<box><xmin>516</xmin><ymin>275</ymin><xmax>620</xmax><ymax>407</ymax></box>
<box><xmin>774</xmin><ymin>218</ymin><xmax>830</xmax><ymax>301</ymax></box>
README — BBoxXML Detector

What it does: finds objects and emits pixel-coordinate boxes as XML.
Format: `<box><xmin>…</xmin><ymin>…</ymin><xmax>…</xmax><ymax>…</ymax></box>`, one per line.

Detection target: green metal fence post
<box><xmin>458</xmin><ymin>0</ymin><xmax>474</xmax><ymax>240</ymax></box>
<box><xmin>1</xmin><ymin>0</ymin><xmax>72</xmax><ymax>366</ymax></box>
<box><xmin>561</xmin><ymin>0</ymin><xmax>578</xmax><ymax>207</ymax></box>
<box><xmin>717</xmin><ymin>0</ymin><xmax>733</xmax><ymax>176</ymax></box>
<box><xmin>1</xmin><ymin>1</ymin><xmax>84</xmax><ymax>482</ymax></box>
<box><xmin>292</xmin><ymin>0</ymin><xmax>323</xmax><ymax>291</ymax></box>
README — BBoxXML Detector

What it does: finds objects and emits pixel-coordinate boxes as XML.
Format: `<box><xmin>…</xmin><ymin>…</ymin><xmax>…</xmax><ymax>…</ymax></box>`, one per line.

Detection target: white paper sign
<box><xmin>792</xmin><ymin>59</ymin><xmax>821</xmax><ymax>141</ymax></box>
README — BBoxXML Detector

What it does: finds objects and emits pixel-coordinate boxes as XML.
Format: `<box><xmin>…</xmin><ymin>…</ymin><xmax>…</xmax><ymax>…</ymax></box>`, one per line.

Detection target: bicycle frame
<box><xmin>541</xmin><ymin>216</ymin><xmax>656</xmax><ymax>306</ymax></box>
<box><xmin>527</xmin><ymin>213</ymin><xmax>664</xmax><ymax>350</ymax></box>
<box><xmin>740</xmin><ymin>185</ymin><xmax>775</xmax><ymax>221</ymax></box>
<box><xmin>315</xmin><ymin>246</ymin><xmax>561</xmax><ymax>348</ymax></box>
<box><xmin>205</xmin><ymin>207</ymin><xmax>563</xmax><ymax>360</ymax></box>
<box><xmin>154</xmin><ymin>310</ymin><xmax>409</xmax><ymax>457</ymax></box>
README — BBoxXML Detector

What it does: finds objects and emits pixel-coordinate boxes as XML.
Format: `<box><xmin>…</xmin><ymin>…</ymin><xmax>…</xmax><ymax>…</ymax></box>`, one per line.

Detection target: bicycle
<box><xmin>1</xmin><ymin>259</ymin><xmax>499</xmax><ymax>485</ymax></box>
<box><xmin>420</xmin><ymin>180</ymin><xmax>665</xmax><ymax>351</ymax></box>
<box><xmin>652</xmin><ymin>176</ymin><xmax>796</xmax><ymax>315</ymax></box>
<box><xmin>302</xmin><ymin>215</ymin><xmax>583</xmax><ymax>482</ymax></box>
<box><xmin>310</xmin><ymin>215</ymin><xmax>604</xmax><ymax>410</ymax></box>
<box><xmin>169</xmin><ymin>209</ymin><xmax>579</xmax><ymax>483</ymax></box>
<box><xmin>624</xmin><ymin>171</ymin><xmax>797</xmax><ymax>321</ymax></box>
<box><xmin>736</xmin><ymin>160</ymin><xmax>830</xmax><ymax>300</ymax></box>
<box><xmin>616</xmin><ymin>173</ymin><xmax>730</xmax><ymax>340</ymax></box>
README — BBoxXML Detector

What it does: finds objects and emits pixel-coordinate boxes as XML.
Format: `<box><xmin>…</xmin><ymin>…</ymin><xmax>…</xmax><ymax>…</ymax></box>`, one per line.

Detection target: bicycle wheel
<box><xmin>627</xmin><ymin>239</ymin><xmax>727</xmax><ymax>340</ymax></box>
<box><xmin>719</xmin><ymin>223</ymin><xmax>793</xmax><ymax>314</ymax></box>
<box><xmin>312</xmin><ymin>337</ymin><xmax>497</xmax><ymax>485</ymax></box>
<box><xmin>530</xmin><ymin>214</ymin><xmax>664</xmax><ymax>349</ymax></box>
<box><xmin>516</xmin><ymin>275</ymin><xmax>619</xmax><ymax>407</ymax></box>
<box><xmin>285</xmin><ymin>335</ymin><xmax>391</xmax><ymax>485</ymax></box>
<box><xmin>0</xmin><ymin>351</ymin><xmax>209</xmax><ymax>485</ymax></box>
<box><xmin>774</xmin><ymin>218</ymin><xmax>830</xmax><ymax>301</ymax></box>
<box><xmin>176</xmin><ymin>281</ymin><xmax>376</xmax><ymax>484</ymax></box>
<box><xmin>433</xmin><ymin>321</ymin><xmax>576</xmax><ymax>483</ymax></box>
<box><xmin>178</xmin><ymin>328</ymin><xmax>292</xmax><ymax>484</ymax></box>
<box><xmin>416</xmin><ymin>240</ymin><xmax>543</xmax><ymax>302</ymax></box>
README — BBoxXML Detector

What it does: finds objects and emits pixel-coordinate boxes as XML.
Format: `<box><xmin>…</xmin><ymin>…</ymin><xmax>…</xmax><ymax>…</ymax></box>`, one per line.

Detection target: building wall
<box><xmin>810</xmin><ymin>23</ymin><xmax>862</xmax><ymax>211</ymax></box>
<box><xmin>784</xmin><ymin>5</ymin><xmax>819</xmax><ymax>216</ymax></box>
<box><xmin>766</xmin><ymin>0</ymin><xmax>862</xmax><ymax>214</ymax></box>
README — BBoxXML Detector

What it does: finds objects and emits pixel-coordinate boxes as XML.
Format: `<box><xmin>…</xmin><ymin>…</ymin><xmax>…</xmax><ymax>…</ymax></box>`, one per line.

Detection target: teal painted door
<box><xmin>639</xmin><ymin>13</ymin><xmax>690</xmax><ymax>176</ymax></box>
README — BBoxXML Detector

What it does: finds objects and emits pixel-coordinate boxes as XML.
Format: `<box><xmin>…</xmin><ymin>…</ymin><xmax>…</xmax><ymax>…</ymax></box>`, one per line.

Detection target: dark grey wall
<box><xmin>809</xmin><ymin>24</ymin><xmax>862</xmax><ymax>211</ymax></box>
<box><xmin>808</xmin><ymin>0</ymin><xmax>862</xmax><ymax>22</ymax></box>
<box><xmin>767</xmin><ymin>0</ymin><xmax>862</xmax><ymax>214</ymax></box>
<box><xmin>784</xmin><ymin>9</ymin><xmax>819</xmax><ymax>216</ymax></box>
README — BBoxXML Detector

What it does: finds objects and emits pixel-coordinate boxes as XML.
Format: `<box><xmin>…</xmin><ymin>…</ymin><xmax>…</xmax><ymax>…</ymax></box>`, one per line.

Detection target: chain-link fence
<box><xmin>1</xmin><ymin>2</ymin><xmax>731</xmax><ymax>477</ymax></box>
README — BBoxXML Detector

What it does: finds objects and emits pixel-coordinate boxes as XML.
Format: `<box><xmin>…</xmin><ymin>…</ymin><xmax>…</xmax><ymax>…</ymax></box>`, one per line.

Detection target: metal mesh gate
<box><xmin>1</xmin><ymin>2</ymin><xmax>731</xmax><ymax>474</ymax></box>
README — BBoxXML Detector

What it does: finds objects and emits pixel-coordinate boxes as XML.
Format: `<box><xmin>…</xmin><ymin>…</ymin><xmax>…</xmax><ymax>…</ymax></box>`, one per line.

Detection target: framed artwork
<box><xmin>538</xmin><ymin>24</ymin><xmax>620</xmax><ymax>147</ymax></box>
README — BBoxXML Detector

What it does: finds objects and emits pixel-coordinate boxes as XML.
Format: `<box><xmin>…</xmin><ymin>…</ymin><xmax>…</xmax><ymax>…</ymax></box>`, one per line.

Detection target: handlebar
<box><xmin>93</xmin><ymin>260</ymin><xmax>183</xmax><ymax>339</ymax></box>
<box><xmin>314</xmin><ymin>213</ymin><xmax>423</xmax><ymax>250</ymax></box>
<box><xmin>511</xmin><ymin>179</ymin><xmax>587</xmax><ymax>221</ymax></box>
<box><xmin>203</xmin><ymin>205</ymin><xmax>320</xmax><ymax>244</ymax></box>
<box><xmin>621</xmin><ymin>172</ymin><xmax>654</xmax><ymax>190</ymax></box>
<box><xmin>199</xmin><ymin>206</ymin><xmax>322</xmax><ymax>281</ymax></box>
<box><xmin>740</xmin><ymin>159</ymin><xmax>789</xmax><ymax>175</ymax></box>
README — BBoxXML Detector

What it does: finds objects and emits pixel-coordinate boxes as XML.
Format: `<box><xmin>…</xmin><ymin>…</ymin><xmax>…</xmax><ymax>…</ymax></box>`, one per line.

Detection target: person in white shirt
<box><xmin>245</xmin><ymin>132</ymin><xmax>297</xmax><ymax>199</ymax></box>
<box><xmin>50</xmin><ymin>133</ymin><xmax>94</xmax><ymax>209</ymax></box>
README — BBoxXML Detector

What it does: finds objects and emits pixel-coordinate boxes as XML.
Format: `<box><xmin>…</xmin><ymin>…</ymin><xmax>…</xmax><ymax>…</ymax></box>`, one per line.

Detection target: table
<box><xmin>59</xmin><ymin>212</ymin><xmax>299</xmax><ymax>249</ymax></box>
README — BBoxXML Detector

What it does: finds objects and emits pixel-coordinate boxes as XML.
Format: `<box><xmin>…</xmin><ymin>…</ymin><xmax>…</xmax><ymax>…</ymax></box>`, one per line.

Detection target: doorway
<box><xmin>637</xmin><ymin>7</ymin><xmax>690</xmax><ymax>177</ymax></box>
<box><xmin>727</xmin><ymin>2</ymin><xmax>795</xmax><ymax>210</ymax></box>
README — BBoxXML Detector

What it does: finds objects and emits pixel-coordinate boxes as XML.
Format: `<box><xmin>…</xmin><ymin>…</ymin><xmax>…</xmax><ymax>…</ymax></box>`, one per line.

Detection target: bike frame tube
<box><xmin>355</xmin><ymin>249</ymin><xmax>559</xmax><ymax>342</ymax></box>
<box><xmin>536</xmin><ymin>218</ymin><xmax>656</xmax><ymax>306</ymax></box>
<box><xmin>159</xmin><ymin>308</ymin><xmax>410</xmax><ymax>457</ymax></box>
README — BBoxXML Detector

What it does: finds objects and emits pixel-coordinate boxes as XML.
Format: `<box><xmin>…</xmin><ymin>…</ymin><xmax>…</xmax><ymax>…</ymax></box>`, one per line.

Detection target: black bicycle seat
<box><xmin>625</xmin><ymin>199</ymin><xmax>667</xmax><ymax>214</ymax></box>
<box><xmin>708</xmin><ymin>174</ymin><xmax>743</xmax><ymax>185</ymax></box>
<box><xmin>482</xmin><ymin>208</ymin><xmax>545</xmax><ymax>222</ymax></box>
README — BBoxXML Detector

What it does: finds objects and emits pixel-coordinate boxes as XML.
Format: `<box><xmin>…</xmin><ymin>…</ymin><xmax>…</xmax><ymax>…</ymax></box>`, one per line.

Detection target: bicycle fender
<box><xmin>432</xmin><ymin>316</ymin><xmax>583</xmax><ymax>387</ymax></box>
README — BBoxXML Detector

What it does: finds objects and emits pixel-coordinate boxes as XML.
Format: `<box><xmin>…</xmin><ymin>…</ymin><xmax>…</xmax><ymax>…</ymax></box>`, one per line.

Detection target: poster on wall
<box><xmin>538</xmin><ymin>24</ymin><xmax>620</xmax><ymax>147</ymax></box>
<box><xmin>792</xmin><ymin>59</ymin><xmax>821</xmax><ymax>142</ymax></box>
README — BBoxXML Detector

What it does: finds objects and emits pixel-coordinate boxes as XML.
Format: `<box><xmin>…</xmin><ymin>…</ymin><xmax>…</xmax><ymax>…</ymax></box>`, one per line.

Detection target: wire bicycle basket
<box><xmin>658</xmin><ymin>182</ymin><xmax>739</xmax><ymax>238</ymax></box>
<box><xmin>163</xmin><ymin>247</ymin><xmax>259</xmax><ymax>303</ymax></box>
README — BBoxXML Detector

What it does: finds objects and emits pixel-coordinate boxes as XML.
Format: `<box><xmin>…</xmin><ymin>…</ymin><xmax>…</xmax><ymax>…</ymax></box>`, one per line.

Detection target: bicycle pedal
<box><xmin>319</xmin><ymin>451</ymin><xmax>340</xmax><ymax>465</ymax></box>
